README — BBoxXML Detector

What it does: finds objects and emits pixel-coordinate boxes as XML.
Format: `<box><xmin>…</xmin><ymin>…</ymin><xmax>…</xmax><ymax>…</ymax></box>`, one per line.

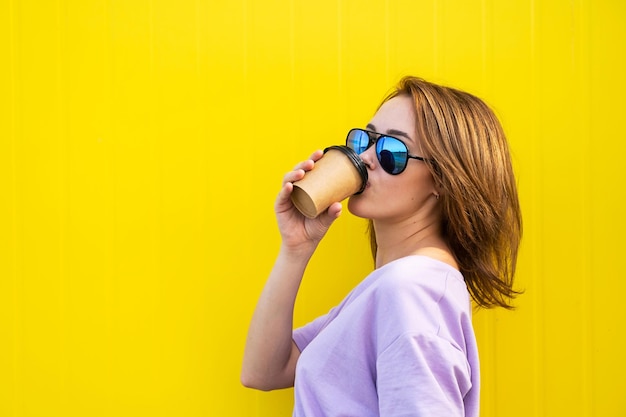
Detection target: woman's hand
<box><xmin>275</xmin><ymin>150</ymin><xmax>342</xmax><ymax>253</ymax></box>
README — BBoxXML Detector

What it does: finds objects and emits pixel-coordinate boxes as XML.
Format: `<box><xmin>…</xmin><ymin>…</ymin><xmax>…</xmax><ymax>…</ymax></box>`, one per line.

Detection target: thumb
<box><xmin>317</xmin><ymin>202</ymin><xmax>342</xmax><ymax>229</ymax></box>
<box><xmin>306</xmin><ymin>202</ymin><xmax>342</xmax><ymax>242</ymax></box>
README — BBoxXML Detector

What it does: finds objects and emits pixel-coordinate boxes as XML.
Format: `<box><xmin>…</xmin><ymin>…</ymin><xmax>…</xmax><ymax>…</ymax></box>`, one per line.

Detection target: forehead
<box><xmin>368</xmin><ymin>95</ymin><xmax>417</xmax><ymax>139</ymax></box>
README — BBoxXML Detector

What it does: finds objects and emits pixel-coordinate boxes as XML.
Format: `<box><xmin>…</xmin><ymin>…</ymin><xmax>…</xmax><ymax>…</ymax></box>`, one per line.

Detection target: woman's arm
<box><xmin>240</xmin><ymin>246</ymin><xmax>311</xmax><ymax>390</ymax></box>
<box><xmin>241</xmin><ymin>151</ymin><xmax>342</xmax><ymax>391</ymax></box>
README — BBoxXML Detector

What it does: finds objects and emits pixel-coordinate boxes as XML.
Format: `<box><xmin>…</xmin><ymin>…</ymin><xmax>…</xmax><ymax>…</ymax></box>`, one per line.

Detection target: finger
<box><xmin>275</xmin><ymin>182</ymin><xmax>296</xmax><ymax>213</ymax></box>
<box><xmin>327</xmin><ymin>202</ymin><xmax>343</xmax><ymax>218</ymax></box>
<box><xmin>283</xmin><ymin>152</ymin><xmax>321</xmax><ymax>186</ymax></box>
<box><xmin>282</xmin><ymin>168</ymin><xmax>306</xmax><ymax>186</ymax></box>
<box><xmin>291</xmin><ymin>151</ymin><xmax>323</xmax><ymax>173</ymax></box>
<box><xmin>276</xmin><ymin>181</ymin><xmax>294</xmax><ymax>203</ymax></box>
<box><xmin>286</xmin><ymin>151</ymin><xmax>323</xmax><ymax>182</ymax></box>
<box><xmin>309</xmin><ymin>149</ymin><xmax>324</xmax><ymax>162</ymax></box>
<box><xmin>291</xmin><ymin>158</ymin><xmax>317</xmax><ymax>176</ymax></box>
<box><xmin>317</xmin><ymin>202</ymin><xmax>342</xmax><ymax>228</ymax></box>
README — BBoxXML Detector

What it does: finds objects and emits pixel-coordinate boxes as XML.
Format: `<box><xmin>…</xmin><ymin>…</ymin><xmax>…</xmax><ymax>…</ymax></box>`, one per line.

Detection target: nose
<box><xmin>359</xmin><ymin>145</ymin><xmax>377</xmax><ymax>170</ymax></box>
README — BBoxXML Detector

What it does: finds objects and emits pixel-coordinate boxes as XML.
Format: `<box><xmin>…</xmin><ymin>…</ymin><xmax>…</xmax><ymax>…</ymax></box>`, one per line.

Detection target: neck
<box><xmin>373</xmin><ymin>214</ymin><xmax>458</xmax><ymax>270</ymax></box>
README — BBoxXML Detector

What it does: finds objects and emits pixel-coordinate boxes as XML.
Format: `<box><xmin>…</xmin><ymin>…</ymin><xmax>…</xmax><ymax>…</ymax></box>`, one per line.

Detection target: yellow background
<box><xmin>1</xmin><ymin>0</ymin><xmax>624</xmax><ymax>416</ymax></box>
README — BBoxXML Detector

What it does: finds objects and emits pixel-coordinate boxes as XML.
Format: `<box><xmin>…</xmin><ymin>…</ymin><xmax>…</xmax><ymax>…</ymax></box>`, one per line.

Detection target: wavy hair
<box><xmin>369</xmin><ymin>77</ymin><xmax>523</xmax><ymax>309</ymax></box>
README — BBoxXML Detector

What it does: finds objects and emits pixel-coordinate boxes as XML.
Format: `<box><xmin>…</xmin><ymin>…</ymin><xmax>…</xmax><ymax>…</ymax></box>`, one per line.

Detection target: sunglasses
<box><xmin>346</xmin><ymin>128</ymin><xmax>428</xmax><ymax>175</ymax></box>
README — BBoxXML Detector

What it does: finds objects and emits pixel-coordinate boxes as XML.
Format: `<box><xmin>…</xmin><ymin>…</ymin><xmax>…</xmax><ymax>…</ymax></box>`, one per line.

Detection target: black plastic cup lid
<box><xmin>323</xmin><ymin>145</ymin><xmax>368</xmax><ymax>194</ymax></box>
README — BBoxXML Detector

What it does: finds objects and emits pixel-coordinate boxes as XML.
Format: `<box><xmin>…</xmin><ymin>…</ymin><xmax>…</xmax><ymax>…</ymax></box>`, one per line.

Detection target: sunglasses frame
<box><xmin>346</xmin><ymin>128</ymin><xmax>428</xmax><ymax>175</ymax></box>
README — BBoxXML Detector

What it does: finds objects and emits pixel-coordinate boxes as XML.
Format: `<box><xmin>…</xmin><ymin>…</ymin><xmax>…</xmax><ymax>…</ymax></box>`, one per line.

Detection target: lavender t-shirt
<box><xmin>292</xmin><ymin>256</ymin><xmax>479</xmax><ymax>417</ymax></box>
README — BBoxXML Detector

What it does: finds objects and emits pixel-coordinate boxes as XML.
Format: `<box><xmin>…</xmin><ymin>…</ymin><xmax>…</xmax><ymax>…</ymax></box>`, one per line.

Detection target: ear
<box><xmin>430</xmin><ymin>163</ymin><xmax>445</xmax><ymax>200</ymax></box>
<box><xmin>429</xmin><ymin>168</ymin><xmax>443</xmax><ymax>200</ymax></box>
<box><xmin>434</xmin><ymin>181</ymin><xmax>444</xmax><ymax>198</ymax></box>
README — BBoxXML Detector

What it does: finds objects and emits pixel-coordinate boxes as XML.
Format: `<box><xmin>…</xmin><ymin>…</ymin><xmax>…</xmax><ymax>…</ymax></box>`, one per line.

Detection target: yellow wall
<box><xmin>1</xmin><ymin>0</ymin><xmax>624</xmax><ymax>416</ymax></box>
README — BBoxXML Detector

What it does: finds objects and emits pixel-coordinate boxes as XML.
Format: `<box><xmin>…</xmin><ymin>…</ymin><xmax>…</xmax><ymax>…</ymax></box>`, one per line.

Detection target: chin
<box><xmin>347</xmin><ymin>196</ymin><xmax>372</xmax><ymax>219</ymax></box>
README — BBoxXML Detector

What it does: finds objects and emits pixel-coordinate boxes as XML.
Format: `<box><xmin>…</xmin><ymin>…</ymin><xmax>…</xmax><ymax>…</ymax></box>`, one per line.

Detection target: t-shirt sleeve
<box><xmin>376</xmin><ymin>331</ymin><xmax>473</xmax><ymax>417</ymax></box>
<box><xmin>292</xmin><ymin>310</ymin><xmax>332</xmax><ymax>352</ymax></box>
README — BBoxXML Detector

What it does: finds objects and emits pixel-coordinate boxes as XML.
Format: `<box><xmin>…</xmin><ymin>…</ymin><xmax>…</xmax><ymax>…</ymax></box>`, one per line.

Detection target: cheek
<box><xmin>347</xmin><ymin>176</ymin><xmax>407</xmax><ymax>216</ymax></box>
<box><xmin>347</xmin><ymin>170</ymin><xmax>435</xmax><ymax>217</ymax></box>
<box><xmin>381</xmin><ymin>173</ymin><xmax>436</xmax><ymax>211</ymax></box>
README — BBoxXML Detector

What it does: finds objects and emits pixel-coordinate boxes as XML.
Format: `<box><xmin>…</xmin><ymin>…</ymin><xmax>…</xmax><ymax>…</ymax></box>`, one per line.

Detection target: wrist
<box><xmin>278</xmin><ymin>242</ymin><xmax>317</xmax><ymax>262</ymax></box>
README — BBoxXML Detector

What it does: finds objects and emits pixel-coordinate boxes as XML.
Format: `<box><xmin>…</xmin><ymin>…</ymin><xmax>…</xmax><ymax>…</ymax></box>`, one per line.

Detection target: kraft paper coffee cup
<box><xmin>291</xmin><ymin>145</ymin><xmax>368</xmax><ymax>218</ymax></box>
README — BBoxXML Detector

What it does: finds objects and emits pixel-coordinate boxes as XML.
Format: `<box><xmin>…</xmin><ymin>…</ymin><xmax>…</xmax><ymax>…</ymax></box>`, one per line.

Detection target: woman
<box><xmin>241</xmin><ymin>76</ymin><xmax>522</xmax><ymax>416</ymax></box>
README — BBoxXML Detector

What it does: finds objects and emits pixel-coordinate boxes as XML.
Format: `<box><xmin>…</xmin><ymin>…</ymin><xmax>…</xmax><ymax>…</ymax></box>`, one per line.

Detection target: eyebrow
<box><xmin>366</xmin><ymin>123</ymin><xmax>413</xmax><ymax>142</ymax></box>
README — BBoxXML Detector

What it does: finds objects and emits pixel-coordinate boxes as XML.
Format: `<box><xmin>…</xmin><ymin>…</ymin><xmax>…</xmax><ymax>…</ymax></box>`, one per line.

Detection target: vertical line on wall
<box><xmin>55</xmin><ymin>0</ymin><xmax>70</xmax><ymax>408</ymax></box>
<box><xmin>290</xmin><ymin>0</ymin><xmax>296</xmax><ymax>90</ymax></box>
<box><xmin>194</xmin><ymin>0</ymin><xmax>205</xmax><ymax>194</ymax></box>
<box><xmin>481</xmin><ymin>1</ymin><xmax>497</xmax><ymax>415</ymax></box>
<box><xmin>485</xmin><ymin>311</ymin><xmax>497</xmax><ymax>417</ymax></box>
<box><xmin>146</xmin><ymin>0</ymin><xmax>160</xmax><ymax>371</ymax></box>
<box><xmin>336</xmin><ymin>0</ymin><xmax>342</xmax><ymax>100</ymax></box>
<box><xmin>194</xmin><ymin>0</ymin><xmax>202</xmax><ymax>97</ymax></box>
<box><xmin>104</xmin><ymin>0</ymin><xmax>119</xmax><ymax>375</ymax></box>
<box><xmin>529</xmin><ymin>0</ymin><xmax>545</xmax><ymax>415</ymax></box>
<box><xmin>575</xmin><ymin>0</ymin><xmax>593</xmax><ymax>414</ymax></box>
<box><xmin>8</xmin><ymin>0</ymin><xmax>21</xmax><ymax>414</ymax></box>
<box><xmin>148</xmin><ymin>0</ymin><xmax>163</xmax><ymax>367</ymax></box>
<box><xmin>193</xmin><ymin>0</ymin><xmax>208</xmax><ymax>292</ymax></box>
<box><xmin>384</xmin><ymin>0</ymin><xmax>390</xmax><ymax>84</ymax></box>
<box><xmin>290</xmin><ymin>0</ymin><xmax>300</xmax><ymax>134</ymax></box>
<box><xmin>102</xmin><ymin>0</ymin><xmax>115</xmax><ymax>404</ymax></box>
<box><xmin>481</xmin><ymin>0</ymin><xmax>493</xmax><ymax>93</ymax></box>
<box><xmin>481</xmin><ymin>0</ymin><xmax>487</xmax><ymax>91</ymax></box>
<box><xmin>242</xmin><ymin>0</ymin><xmax>249</xmax><ymax>86</ymax></box>
<box><xmin>432</xmin><ymin>0</ymin><xmax>439</xmax><ymax>75</ymax></box>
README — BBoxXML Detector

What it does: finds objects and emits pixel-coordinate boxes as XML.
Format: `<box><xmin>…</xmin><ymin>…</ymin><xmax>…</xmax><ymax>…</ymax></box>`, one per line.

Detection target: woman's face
<box><xmin>347</xmin><ymin>94</ymin><xmax>438</xmax><ymax>222</ymax></box>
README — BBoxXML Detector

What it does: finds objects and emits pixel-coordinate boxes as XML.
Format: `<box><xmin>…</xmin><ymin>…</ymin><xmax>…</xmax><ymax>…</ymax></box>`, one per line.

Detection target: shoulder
<box><xmin>370</xmin><ymin>256</ymin><xmax>473</xmax><ymax>348</ymax></box>
<box><xmin>373</xmin><ymin>256</ymin><xmax>467</xmax><ymax>307</ymax></box>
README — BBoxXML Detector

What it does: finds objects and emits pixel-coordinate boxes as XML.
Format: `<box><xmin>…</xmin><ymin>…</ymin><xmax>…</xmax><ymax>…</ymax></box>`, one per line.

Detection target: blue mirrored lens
<box><xmin>376</xmin><ymin>136</ymin><xmax>408</xmax><ymax>174</ymax></box>
<box><xmin>347</xmin><ymin>129</ymin><xmax>371</xmax><ymax>154</ymax></box>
